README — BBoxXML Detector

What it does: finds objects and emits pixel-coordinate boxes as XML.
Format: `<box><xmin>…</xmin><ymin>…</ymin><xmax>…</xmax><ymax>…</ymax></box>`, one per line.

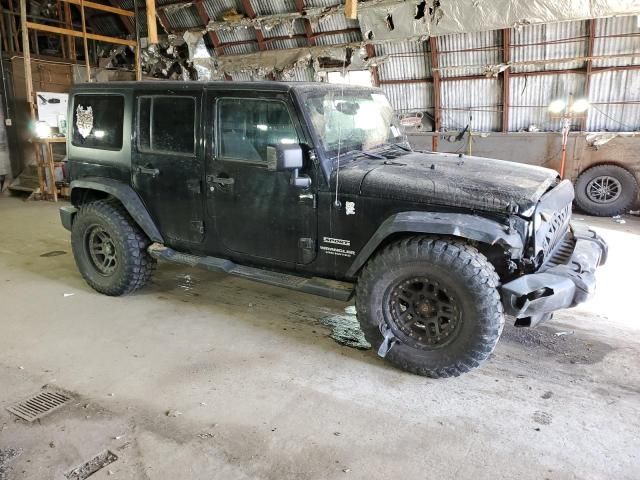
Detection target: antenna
<box><xmin>333</xmin><ymin>51</ymin><xmax>348</xmax><ymax>208</ymax></box>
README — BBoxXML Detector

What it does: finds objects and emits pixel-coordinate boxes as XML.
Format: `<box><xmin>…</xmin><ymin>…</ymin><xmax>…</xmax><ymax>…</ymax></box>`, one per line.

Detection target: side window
<box><xmin>218</xmin><ymin>98</ymin><xmax>299</xmax><ymax>163</ymax></box>
<box><xmin>72</xmin><ymin>94</ymin><xmax>124</xmax><ymax>150</ymax></box>
<box><xmin>137</xmin><ymin>96</ymin><xmax>195</xmax><ymax>155</ymax></box>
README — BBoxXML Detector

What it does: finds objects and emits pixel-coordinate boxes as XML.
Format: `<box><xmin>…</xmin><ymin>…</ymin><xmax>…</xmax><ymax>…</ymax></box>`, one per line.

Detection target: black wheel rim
<box><xmin>386</xmin><ymin>276</ymin><xmax>462</xmax><ymax>349</ymax></box>
<box><xmin>86</xmin><ymin>225</ymin><xmax>118</xmax><ymax>276</ymax></box>
<box><xmin>586</xmin><ymin>175</ymin><xmax>622</xmax><ymax>204</ymax></box>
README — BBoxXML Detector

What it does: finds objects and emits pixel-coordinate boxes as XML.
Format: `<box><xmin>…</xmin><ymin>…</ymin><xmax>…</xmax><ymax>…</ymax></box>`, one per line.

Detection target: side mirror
<box><xmin>267</xmin><ymin>144</ymin><xmax>311</xmax><ymax>189</ymax></box>
<box><xmin>267</xmin><ymin>144</ymin><xmax>303</xmax><ymax>171</ymax></box>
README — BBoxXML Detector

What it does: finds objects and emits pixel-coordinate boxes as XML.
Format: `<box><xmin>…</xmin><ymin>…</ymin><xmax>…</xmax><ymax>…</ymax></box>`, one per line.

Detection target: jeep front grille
<box><xmin>533</xmin><ymin>180</ymin><xmax>575</xmax><ymax>265</ymax></box>
<box><xmin>540</xmin><ymin>203</ymin><xmax>571</xmax><ymax>260</ymax></box>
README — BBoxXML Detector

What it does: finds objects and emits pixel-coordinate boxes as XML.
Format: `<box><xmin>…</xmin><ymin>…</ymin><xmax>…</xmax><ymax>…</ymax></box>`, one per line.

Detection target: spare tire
<box><xmin>574</xmin><ymin>164</ymin><xmax>639</xmax><ymax>216</ymax></box>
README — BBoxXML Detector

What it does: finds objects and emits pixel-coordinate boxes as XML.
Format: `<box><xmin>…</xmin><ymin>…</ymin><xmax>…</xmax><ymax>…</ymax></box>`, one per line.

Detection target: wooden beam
<box><xmin>146</xmin><ymin>0</ymin><xmax>158</xmax><ymax>43</ymax></box>
<box><xmin>26</xmin><ymin>22</ymin><xmax>137</xmax><ymax>46</ymax></box>
<box><xmin>345</xmin><ymin>0</ymin><xmax>357</xmax><ymax>20</ymax></box>
<box><xmin>429</xmin><ymin>36</ymin><xmax>441</xmax><ymax>151</ymax></box>
<box><xmin>19</xmin><ymin>0</ymin><xmax>35</xmax><ymax>119</ymax></box>
<box><xmin>60</xmin><ymin>0</ymin><xmax>134</xmax><ymax>17</ymax></box>
<box><xmin>63</xmin><ymin>2</ymin><xmax>76</xmax><ymax>59</ymax></box>
<box><xmin>55</xmin><ymin>0</ymin><xmax>66</xmax><ymax>59</ymax></box>
<box><xmin>502</xmin><ymin>28</ymin><xmax>510</xmax><ymax>132</ymax></box>
<box><xmin>79</xmin><ymin>0</ymin><xmax>91</xmax><ymax>81</ymax></box>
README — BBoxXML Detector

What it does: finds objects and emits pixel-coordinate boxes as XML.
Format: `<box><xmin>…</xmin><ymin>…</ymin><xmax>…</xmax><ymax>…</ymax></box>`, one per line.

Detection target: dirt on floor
<box><xmin>0</xmin><ymin>196</ymin><xmax>639</xmax><ymax>480</ymax></box>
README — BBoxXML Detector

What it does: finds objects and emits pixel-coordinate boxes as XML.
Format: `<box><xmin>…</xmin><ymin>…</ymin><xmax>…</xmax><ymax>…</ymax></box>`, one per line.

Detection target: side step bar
<box><xmin>147</xmin><ymin>243</ymin><xmax>354</xmax><ymax>301</ymax></box>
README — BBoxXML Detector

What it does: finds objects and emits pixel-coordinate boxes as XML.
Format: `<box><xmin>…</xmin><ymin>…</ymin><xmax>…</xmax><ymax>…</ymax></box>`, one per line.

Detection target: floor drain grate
<box><xmin>6</xmin><ymin>389</ymin><xmax>73</xmax><ymax>422</ymax></box>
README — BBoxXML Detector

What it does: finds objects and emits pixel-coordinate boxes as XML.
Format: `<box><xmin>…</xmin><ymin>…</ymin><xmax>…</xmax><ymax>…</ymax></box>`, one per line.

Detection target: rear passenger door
<box><xmin>132</xmin><ymin>92</ymin><xmax>205</xmax><ymax>247</ymax></box>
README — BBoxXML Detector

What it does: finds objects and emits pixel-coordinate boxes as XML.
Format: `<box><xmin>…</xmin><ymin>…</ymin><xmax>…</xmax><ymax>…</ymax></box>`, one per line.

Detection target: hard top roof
<box><xmin>71</xmin><ymin>81</ymin><xmax>381</xmax><ymax>94</ymax></box>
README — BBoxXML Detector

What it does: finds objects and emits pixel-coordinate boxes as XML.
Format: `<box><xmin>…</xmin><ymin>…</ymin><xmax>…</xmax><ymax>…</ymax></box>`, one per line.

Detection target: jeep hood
<box><xmin>331</xmin><ymin>151</ymin><xmax>560</xmax><ymax>216</ymax></box>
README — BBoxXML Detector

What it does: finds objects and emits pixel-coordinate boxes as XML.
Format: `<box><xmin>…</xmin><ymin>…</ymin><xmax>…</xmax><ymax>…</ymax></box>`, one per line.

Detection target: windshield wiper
<box><xmin>359</xmin><ymin>150</ymin><xmax>386</xmax><ymax>160</ymax></box>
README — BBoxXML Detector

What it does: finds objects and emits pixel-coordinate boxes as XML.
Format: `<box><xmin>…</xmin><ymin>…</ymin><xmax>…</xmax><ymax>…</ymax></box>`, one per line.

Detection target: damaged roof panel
<box><xmin>313</xmin><ymin>13</ymin><xmax>362</xmax><ymax>45</ymax></box>
<box><xmin>267</xmin><ymin>37</ymin><xmax>309</xmax><ymax>50</ymax></box>
<box><xmin>314</xmin><ymin>31</ymin><xmax>362</xmax><ymax>46</ymax></box>
<box><xmin>314</xmin><ymin>11</ymin><xmax>360</xmax><ymax>32</ymax></box>
<box><xmin>252</xmin><ymin>0</ymin><xmax>297</xmax><ymax>16</ymax></box>
<box><xmin>165</xmin><ymin>5</ymin><xmax>206</xmax><ymax>29</ymax></box>
<box><xmin>281</xmin><ymin>66</ymin><xmax>315</xmax><ymax>81</ymax></box>
<box><xmin>358</xmin><ymin>0</ymin><xmax>640</xmax><ymax>42</ymax></box>
<box><xmin>262</xmin><ymin>20</ymin><xmax>306</xmax><ymax>38</ymax></box>
<box><xmin>304</xmin><ymin>0</ymin><xmax>341</xmax><ymax>7</ymax></box>
<box><xmin>222</xmin><ymin>43</ymin><xmax>259</xmax><ymax>55</ymax></box>
<box><xmin>202</xmin><ymin>0</ymin><xmax>244</xmax><ymax>22</ymax></box>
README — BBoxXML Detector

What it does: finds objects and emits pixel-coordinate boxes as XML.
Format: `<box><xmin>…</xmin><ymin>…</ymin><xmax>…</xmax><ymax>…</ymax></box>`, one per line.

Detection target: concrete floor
<box><xmin>0</xmin><ymin>195</ymin><xmax>639</xmax><ymax>480</ymax></box>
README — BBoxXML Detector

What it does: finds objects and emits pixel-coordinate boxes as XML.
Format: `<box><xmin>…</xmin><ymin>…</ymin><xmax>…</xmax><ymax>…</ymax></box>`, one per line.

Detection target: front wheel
<box><xmin>355</xmin><ymin>237</ymin><xmax>504</xmax><ymax>378</ymax></box>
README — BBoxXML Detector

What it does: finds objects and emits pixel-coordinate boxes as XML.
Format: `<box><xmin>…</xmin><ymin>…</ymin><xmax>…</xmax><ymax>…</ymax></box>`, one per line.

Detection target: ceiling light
<box><xmin>571</xmin><ymin>98</ymin><xmax>590</xmax><ymax>113</ymax></box>
<box><xmin>548</xmin><ymin>99</ymin><xmax>566</xmax><ymax>114</ymax></box>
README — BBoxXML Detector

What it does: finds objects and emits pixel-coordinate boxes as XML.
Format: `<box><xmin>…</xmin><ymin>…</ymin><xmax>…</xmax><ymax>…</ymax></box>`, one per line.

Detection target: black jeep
<box><xmin>60</xmin><ymin>81</ymin><xmax>607</xmax><ymax>377</ymax></box>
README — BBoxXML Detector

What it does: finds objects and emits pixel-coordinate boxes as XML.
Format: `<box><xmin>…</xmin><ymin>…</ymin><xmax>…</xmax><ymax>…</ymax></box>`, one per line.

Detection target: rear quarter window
<box><xmin>72</xmin><ymin>94</ymin><xmax>124</xmax><ymax>150</ymax></box>
<box><xmin>137</xmin><ymin>96</ymin><xmax>196</xmax><ymax>155</ymax></box>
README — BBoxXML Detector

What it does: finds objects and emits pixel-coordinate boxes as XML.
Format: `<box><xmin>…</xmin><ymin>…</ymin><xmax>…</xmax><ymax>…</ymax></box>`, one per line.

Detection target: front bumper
<box><xmin>501</xmin><ymin>225</ymin><xmax>607</xmax><ymax>326</ymax></box>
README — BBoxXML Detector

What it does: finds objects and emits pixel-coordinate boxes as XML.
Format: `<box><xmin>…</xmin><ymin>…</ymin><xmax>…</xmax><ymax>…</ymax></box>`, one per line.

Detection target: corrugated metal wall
<box><xmin>377</xmin><ymin>17</ymin><xmax>638</xmax><ymax>133</ymax></box>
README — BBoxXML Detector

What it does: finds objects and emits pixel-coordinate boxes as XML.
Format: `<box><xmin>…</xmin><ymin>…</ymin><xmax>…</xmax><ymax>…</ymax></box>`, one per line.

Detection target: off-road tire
<box><xmin>71</xmin><ymin>199</ymin><xmax>156</xmax><ymax>296</ymax></box>
<box><xmin>355</xmin><ymin>236</ymin><xmax>504</xmax><ymax>378</ymax></box>
<box><xmin>575</xmin><ymin>164</ymin><xmax>639</xmax><ymax>216</ymax></box>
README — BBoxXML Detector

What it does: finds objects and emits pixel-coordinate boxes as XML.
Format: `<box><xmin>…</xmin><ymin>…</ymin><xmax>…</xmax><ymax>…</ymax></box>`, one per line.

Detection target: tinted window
<box><xmin>218</xmin><ymin>98</ymin><xmax>299</xmax><ymax>163</ymax></box>
<box><xmin>72</xmin><ymin>94</ymin><xmax>124</xmax><ymax>150</ymax></box>
<box><xmin>138</xmin><ymin>96</ymin><xmax>195</xmax><ymax>155</ymax></box>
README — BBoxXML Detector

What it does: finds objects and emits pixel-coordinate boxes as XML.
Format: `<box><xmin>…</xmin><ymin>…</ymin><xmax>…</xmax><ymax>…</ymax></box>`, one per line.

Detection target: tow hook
<box><xmin>377</xmin><ymin>323</ymin><xmax>398</xmax><ymax>358</ymax></box>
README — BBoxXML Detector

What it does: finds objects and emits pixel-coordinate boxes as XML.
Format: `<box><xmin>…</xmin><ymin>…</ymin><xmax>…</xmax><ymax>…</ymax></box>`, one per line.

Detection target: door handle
<box><xmin>298</xmin><ymin>192</ymin><xmax>316</xmax><ymax>208</ymax></box>
<box><xmin>136</xmin><ymin>166</ymin><xmax>160</xmax><ymax>178</ymax></box>
<box><xmin>207</xmin><ymin>175</ymin><xmax>235</xmax><ymax>186</ymax></box>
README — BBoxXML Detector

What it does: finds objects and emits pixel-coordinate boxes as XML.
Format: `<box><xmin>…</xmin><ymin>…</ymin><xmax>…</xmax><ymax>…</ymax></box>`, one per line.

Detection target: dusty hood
<box><xmin>332</xmin><ymin>151</ymin><xmax>560</xmax><ymax>216</ymax></box>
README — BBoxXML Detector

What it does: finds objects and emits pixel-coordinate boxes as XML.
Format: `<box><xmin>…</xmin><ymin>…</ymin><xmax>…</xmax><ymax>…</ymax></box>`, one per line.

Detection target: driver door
<box><xmin>206</xmin><ymin>93</ymin><xmax>317</xmax><ymax>266</ymax></box>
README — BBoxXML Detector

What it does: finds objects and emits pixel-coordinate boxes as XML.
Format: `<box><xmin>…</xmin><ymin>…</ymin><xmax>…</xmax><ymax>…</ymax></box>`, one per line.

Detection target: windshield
<box><xmin>301</xmin><ymin>89</ymin><xmax>405</xmax><ymax>158</ymax></box>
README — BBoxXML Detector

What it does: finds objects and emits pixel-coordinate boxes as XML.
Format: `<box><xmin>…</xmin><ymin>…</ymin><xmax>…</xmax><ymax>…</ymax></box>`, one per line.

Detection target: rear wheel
<box><xmin>575</xmin><ymin>164</ymin><xmax>639</xmax><ymax>216</ymax></box>
<box><xmin>71</xmin><ymin>199</ymin><xmax>156</xmax><ymax>296</ymax></box>
<box><xmin>355</xmin><ymin>236</ymin><xmax>504</xmax><ymax>378</ymax></box>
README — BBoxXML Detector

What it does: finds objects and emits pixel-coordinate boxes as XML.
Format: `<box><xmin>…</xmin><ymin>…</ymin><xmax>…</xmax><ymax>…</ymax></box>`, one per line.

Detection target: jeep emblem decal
<box><xmin>345</xmin><ymin>201</ymin><xmax>356</xmax><ymax>215</ymax></box>
<box><xmin>75</xmin><ymin>105</ymin><xmax>94</xmax><ymax>138</ymax></box>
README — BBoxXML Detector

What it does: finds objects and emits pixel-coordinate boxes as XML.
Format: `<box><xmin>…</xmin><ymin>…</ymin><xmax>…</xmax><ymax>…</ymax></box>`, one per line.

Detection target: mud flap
<box><xmin>377</xmin><ymin>323</ymin><xmax>398</xmax><ymax>358</ymax></box>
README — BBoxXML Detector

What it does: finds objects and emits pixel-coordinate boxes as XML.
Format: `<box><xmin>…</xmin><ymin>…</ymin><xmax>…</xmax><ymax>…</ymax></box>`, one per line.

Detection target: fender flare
<box><xmin>70</xmin><ymin>177</ymin><xmax>164</xmax><ymax>243</ymax></box>
<box><xmin>345</xmin><ymin>211</ymin><xmax>523</xmax><ymax>278</ymax></box>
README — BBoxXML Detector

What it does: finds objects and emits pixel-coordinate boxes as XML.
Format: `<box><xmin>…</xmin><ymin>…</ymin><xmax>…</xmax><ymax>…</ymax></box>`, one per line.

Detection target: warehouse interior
<box><xmin>1</xmin><ymin>1</ymin><xmax>640</xmax><ymax>479</ymax></box>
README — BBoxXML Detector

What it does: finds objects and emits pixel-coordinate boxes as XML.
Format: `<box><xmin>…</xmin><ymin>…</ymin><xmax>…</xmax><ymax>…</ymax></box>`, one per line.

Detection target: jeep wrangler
<box><xmin>60</xmin><ymin>81</ymin><xmax>607</xmax><ymax>378</ymax></box>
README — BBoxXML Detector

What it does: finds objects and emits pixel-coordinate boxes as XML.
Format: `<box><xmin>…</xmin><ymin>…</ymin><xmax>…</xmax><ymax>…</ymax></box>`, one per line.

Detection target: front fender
<box><xmin>345</xmin><ymin>211</ymin><xmax>523</xmax><ymax>277</ymax></box>
<box><xmin>70</xmin><ymin>177</ymin><xmax>164</xmax><ymax>243</ymax></box>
